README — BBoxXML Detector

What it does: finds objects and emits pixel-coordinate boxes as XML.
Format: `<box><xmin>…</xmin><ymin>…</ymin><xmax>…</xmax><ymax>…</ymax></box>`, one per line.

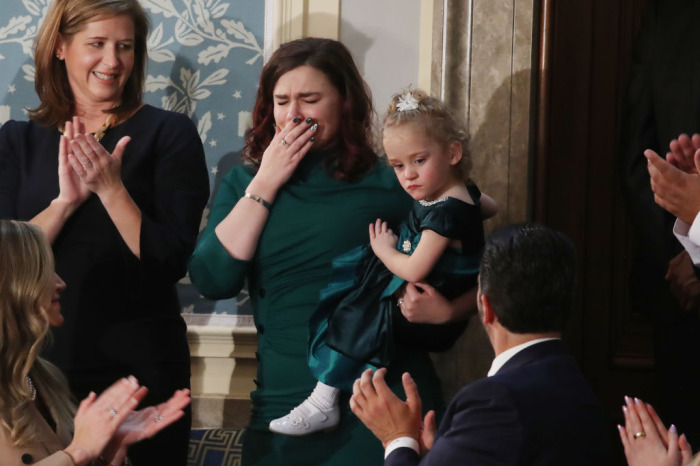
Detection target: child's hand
<box><xmin>369</xmin><ymin>219</ymin><xmax>398</xmax><ymax>257</ymax></box>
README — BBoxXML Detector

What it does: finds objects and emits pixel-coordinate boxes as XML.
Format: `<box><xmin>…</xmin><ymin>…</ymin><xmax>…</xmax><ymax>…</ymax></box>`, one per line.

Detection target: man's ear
<box><xmin>480</xmin><ymin>293</ymin><xmax>496</xmax><ymax>326</ymax></box>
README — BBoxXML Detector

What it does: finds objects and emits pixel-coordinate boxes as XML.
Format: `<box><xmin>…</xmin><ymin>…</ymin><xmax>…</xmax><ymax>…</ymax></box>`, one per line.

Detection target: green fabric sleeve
<box><xmin>188</xmin><ymin>166</ymin><xmax>251</xmax><ymax>299</ymax></box>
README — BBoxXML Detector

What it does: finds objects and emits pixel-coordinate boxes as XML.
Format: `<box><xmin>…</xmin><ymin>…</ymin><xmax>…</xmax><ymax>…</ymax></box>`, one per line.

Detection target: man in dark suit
<box><xmin>350</xmin><ymin>223</ymin><xmax>610</xmax><ymax>465</ymax></box>
<box><xmin>620</xmin><ymin>0</ymin><xmax>700</xmax><ymax>442</ymax></box>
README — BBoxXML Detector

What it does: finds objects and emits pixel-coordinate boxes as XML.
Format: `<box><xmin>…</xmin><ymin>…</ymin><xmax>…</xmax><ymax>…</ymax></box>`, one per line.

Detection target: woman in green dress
<box><xmin>188</xmin><ymin>38</ymin><xmax>477</xmax><ymax>466</ymax></box>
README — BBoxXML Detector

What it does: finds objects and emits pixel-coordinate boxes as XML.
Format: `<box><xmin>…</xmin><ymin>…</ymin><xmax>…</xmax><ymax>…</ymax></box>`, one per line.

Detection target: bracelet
<box><xmin>243</xmin><ymin>192</ymin><xmax>272</xmax><ymax>210</ymax></box>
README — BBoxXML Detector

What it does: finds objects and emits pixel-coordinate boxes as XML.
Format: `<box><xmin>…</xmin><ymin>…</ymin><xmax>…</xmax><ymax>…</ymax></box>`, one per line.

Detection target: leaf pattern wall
<box><xmin>0</xmin><ymin>0</ymin><xmax>265</xmax><ymax>315</ymax></box>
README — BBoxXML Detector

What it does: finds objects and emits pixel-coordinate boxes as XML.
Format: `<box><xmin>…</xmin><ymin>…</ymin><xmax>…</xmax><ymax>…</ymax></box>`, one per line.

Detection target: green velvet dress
<box><xmin>308</xmin><ymin>192</ymin><xmax>484</xmax><ymax>391</ymax></box>
<box><xmin>188</xmin><ymin>149</ymin><xmax>444</xmax><ymax>466</ymax></box>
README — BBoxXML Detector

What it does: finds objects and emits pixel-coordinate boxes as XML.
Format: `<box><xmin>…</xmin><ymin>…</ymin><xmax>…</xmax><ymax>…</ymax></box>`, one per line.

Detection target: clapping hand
<box><xmin>66</xmin><ymin>117</ymin><xmax>130</xmax><ymax>200</ymax></box>
<box><xmin>56</xmin><ymin>119</ymin><xmax>91</xmax><ymax>207</ymax></box>
<box><xmin>350</xmin><ymin>369</ymin><xmax>422</xmax><ymax>448</ymax></box>
<box><xmin>667</xmin><ymin>133</ymin><xmax>700</xmax><ymax>174</ymax></box>
<box><xmin>63</xmin><ymin>376</ymin><xmax>142</xmax><ymax>465</ymax></box>
<box><xmin>100</xmin><ymin>388</ymin><xmax>191</xmax><ymax>465</ymax></box>
<box><xmin>618</xmin><ymin>396</ymin><xmax>693</xmax><ymax>466</ymax></box>
<box><xmin>645</xmin><ymin>150</ymin><xmax>700</xmax><ymax>224</ymax></box>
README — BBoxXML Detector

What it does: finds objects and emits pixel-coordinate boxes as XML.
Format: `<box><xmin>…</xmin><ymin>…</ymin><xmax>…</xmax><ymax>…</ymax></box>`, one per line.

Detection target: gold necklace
<box><xmin>58</xmin><ymin>113</ymin><xmax>116</xmax><ymax>142</ymax></box>
<box><xmin>93</xmin><ymin>114</ymin><xmax>116</xmax><ymax>141</ymax></box>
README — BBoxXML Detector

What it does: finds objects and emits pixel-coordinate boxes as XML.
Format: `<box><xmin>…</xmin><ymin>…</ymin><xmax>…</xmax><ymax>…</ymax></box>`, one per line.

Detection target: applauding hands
<box><xmin>619</xmin><ymin>396</ymin><xmax>693</xmax><ymax>466</ymax></box>
<box><xmin>62</xmin><ymin>376</ymin><xmax>190</xmax><ymax>466</ymax></box>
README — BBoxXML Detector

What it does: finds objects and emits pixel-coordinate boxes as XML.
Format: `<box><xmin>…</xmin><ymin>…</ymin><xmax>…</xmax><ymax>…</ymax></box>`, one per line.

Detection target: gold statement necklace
<box><xmin>58</xmin><ymin>113</ymin><xmax>116</xmax><ymax>142</ymax></box>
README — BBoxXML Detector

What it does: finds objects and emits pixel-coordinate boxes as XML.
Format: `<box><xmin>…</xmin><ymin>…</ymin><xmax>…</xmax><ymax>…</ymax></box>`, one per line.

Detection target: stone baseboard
<box><xmin>185</xmin><ymin>314</ymin><xmax>257</xmax><ymax>429</ymax></box>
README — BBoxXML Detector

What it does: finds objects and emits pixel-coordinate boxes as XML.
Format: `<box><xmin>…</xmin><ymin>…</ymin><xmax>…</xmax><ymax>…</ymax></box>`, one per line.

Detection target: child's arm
<box><xmin>480</xmin><ymin>192</ymin><xmax>499</xmax><ymax>219</ymax></box>
<box><xmin>369</xmin><ymin>219</ymin><xmax>449</xmax><ymax>283</ymax></box>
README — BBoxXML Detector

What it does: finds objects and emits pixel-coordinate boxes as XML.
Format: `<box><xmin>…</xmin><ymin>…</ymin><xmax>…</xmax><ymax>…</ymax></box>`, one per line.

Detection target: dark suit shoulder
<box><xmin>490</xmin><ymin>344</ymin><xmax>611</xmax><ymax>465</ymax></box>
<box><xmin>412</xmin><ymin>379</ymin><xmax>523</xmax><ymax>466</ymax></box>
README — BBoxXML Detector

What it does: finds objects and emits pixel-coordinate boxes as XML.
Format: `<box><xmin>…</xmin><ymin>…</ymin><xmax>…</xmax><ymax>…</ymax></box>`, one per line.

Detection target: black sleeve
<box><xmin>0</xmin><ymin>121</ymin><xmax>21</xmax><ymax>219</ymax></box>
<box><xmin>138</xmin><ymin>112</ymin><xmax>210</xmax><ymax>283</ymax></box>
<box><xmin>619</xmin><ymin>0</ymin><xmax>672</xmax><ymax>267</ymax></box>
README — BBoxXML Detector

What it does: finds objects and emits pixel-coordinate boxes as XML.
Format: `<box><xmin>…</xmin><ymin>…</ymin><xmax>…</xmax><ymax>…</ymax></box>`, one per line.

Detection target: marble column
<box><xmin>426</xmin><ymin>0</ymin><xmax>536</xmax><ymax>398</ymax></box>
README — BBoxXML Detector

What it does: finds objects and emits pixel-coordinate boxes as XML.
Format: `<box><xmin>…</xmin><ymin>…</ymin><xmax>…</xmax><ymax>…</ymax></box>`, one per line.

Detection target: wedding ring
<box><xmin>108</xmin><ymin>406</ymin><xmax>117</xmax><ymax>417</ymax></box>
<box><xmin>154</xmin><ymin>412</ymin><xmax>164</xmax><ymax>423</ymax></box>
<box><xmin>281</xmin><ymin>138</ymin><xmax>289</xmax><ymax>146</ymax></box>
<box><xmin>633</xmin><ymin>431</ymin><xmax>646</xmax><ymax>439</ymax></box>
<box><xmin>397</xmin><ymin>299</ymin><xmax>403</xmax><ymax>307</ymax></box>
<box><xmin>83</xmin><ymin>162</ymin><xmax>93</xmax><ymax>169</ymax></box>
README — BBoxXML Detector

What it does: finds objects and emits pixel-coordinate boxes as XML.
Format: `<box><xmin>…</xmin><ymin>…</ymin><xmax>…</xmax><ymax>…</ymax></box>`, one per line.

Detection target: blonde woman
<box><xmin>0</xmin><ymin>220</ymin><xmax>190</xmax><ymax>465</ymax></box>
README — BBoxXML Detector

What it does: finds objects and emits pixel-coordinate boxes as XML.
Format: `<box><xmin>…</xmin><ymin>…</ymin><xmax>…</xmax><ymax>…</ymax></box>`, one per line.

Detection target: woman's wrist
<box><xmin>246</xmin><ymin>177</ymin><xmax>280</xmax><ymax>205</ymax></box>
<box><xmin>51</xmin><ymin>197</ymin><xmax>80</xmax><ymax>218</ymax></box>
<box><xmin>95</xmin><ymin>183</ymin><xmax>128</xmax><ymax>206</ymax></box>
<box><xmin>62</xmin><ymin>445</ymin><xmax>92</xmax><ymax>465</ymax></box>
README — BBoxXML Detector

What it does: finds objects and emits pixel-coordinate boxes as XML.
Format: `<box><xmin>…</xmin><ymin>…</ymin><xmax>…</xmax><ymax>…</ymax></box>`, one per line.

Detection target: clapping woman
<box><xmin>0</xmin><ymin>220</ymin><xmax>190</xmax><ymax>465</ymax></box>
<box><xmin>0</xmin><ymin>1</ymin><xmax>209</xmax><ymax>464</ymax></box>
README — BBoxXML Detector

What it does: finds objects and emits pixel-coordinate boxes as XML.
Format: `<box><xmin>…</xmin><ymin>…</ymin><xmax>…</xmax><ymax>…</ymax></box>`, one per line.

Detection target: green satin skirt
<box><xmin>308</xmin><ymin>235</ymin><xmax>480</xmax><ymax>391</ymax></box>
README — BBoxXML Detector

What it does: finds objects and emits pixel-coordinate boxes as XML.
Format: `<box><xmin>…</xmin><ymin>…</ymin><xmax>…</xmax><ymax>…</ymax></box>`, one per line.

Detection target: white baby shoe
<box><xmin>269</xmin><ymin>399</ymin><xmax>340</xmax><ymax>436</ymax></box>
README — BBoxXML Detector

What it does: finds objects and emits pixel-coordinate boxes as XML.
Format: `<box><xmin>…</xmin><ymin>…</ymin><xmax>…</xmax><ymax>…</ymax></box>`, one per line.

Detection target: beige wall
<box><xmin>425</xmin><ymin>0</ymin><xmax>535</xmax><ymax>398</ymax></box>
<box><xmin>339</xmin><ymin>0</ymin><xmax>422</xmax><ymax>112</ymax></box>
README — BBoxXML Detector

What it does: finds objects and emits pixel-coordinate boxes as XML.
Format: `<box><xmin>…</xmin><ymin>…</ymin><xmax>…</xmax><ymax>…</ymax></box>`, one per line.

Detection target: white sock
<box><xmin>307</xmin><ymin>381</ymin><xmax>339</xmax><ymax>410</ymax></box>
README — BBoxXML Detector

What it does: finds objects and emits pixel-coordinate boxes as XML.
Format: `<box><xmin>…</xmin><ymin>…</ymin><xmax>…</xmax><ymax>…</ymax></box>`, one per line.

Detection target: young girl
<box><xmin>270</xmin><ymin>89</ymin><xmax>496</xmax><ymax>435</ymax></box>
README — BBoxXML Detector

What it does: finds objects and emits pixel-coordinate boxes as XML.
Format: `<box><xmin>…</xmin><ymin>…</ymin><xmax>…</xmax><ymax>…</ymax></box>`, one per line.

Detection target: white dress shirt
<box><xmin>673</xmin><ymin>212</ymin><xmax>700</xmax><ymax>265</ymax></box>
<box><xmin>487</xmin><ymin>338</ymin><xmax>560</xmax><ymax>377</ymax></box>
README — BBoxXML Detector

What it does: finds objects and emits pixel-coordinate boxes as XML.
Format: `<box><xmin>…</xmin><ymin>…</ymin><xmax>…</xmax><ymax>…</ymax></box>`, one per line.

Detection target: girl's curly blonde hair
<box><xmin>382</xmin><ymin>89</ymin><xmax>472</xmax><ymax>181</ymax></box>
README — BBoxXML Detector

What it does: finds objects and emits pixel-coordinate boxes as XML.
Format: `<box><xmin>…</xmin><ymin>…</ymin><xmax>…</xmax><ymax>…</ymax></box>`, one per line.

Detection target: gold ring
<box><xmin>634</xmin><ymin>431</ymin><xmax>646</xmax><ymax>439</ymax></box>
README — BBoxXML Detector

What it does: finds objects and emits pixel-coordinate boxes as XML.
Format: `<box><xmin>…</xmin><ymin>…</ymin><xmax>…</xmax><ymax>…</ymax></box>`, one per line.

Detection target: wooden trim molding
<box><xmin>418</xmin><ymin>0</ymin><xmax>436</xmax><ymax>91</ymax></box>
<box><xmin>266</xmin><ymin>0</ymin><xmax>340</xmax><ymax>60</ymax></box>
<box><xmin>534</xmin><ymin>0</ymin><xmax>553</xmax><ymax>222</ymax></box>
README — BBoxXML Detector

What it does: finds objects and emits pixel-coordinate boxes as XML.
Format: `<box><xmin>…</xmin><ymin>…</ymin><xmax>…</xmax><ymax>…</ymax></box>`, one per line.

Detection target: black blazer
<box><xmin>385</xmin><ymin>340</ymin><xmax>610</xmax><ymax>465</ymax></box>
